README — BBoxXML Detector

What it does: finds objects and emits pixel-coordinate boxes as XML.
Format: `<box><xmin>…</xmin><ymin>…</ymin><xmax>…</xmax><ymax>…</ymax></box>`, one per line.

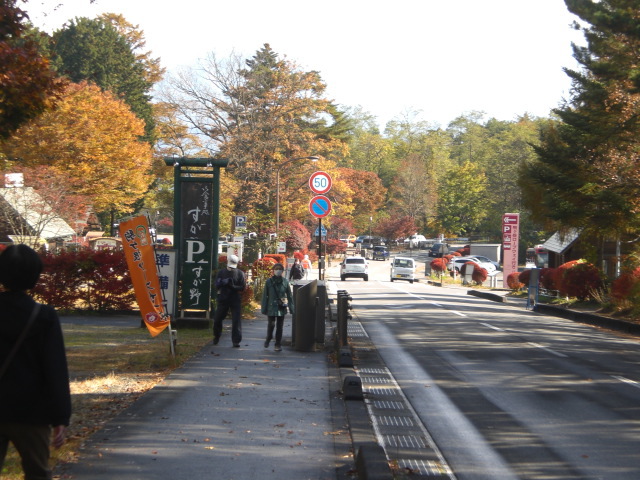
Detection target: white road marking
<box><xmin>612</xmin><ymin>375</ymin><xmax>640</xmax><ymax>389</ymax></box>
<box><xmin>528</xmin><ymin>342</ymin><xmax>567</xmax><ymax>358</ymax></box>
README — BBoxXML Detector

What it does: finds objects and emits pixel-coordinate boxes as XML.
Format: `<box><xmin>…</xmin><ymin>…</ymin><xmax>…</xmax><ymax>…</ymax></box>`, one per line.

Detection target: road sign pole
<box><xmin>318</xmin><ymin>218</ymin><xmax>322</xmax><ymax>280</ymax></box>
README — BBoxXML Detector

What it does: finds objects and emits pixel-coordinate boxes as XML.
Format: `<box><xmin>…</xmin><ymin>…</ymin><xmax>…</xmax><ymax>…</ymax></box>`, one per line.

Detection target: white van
<box><xmin>403</xmin><ymin>234</ymin><xmax>428</xmax><ymax>249</ymax></box>
<box><xmin>390</xmin><ymin>256</ymin><xmax>418</xmax><ymax>283</ymax></box>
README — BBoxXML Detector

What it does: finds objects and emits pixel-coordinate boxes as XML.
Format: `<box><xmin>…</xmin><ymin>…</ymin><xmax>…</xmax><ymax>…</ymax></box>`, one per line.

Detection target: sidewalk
<box><xmin>61</xmin><ymin>312</ymin><xmax>342</xmax><ymax>480</ymax></box>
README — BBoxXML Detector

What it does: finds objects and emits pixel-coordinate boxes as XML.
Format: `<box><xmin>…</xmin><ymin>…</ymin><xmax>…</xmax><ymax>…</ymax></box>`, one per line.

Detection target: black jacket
<box><xmin>0</xmin><ymin>291</ymin><xmax>71</xmax><ymax>426</ymax></box>
<box><xmin>214</xmin><ymin>267</ymin><xmax>246</xmax><ymax>300</ymax></box>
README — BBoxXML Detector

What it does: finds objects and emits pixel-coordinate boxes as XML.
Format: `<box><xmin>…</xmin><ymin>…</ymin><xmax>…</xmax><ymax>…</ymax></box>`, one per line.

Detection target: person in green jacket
<box><xmin>261</xmin><ymin>263</ymin><xmax>294</xmax><ymax>351</ymax></box>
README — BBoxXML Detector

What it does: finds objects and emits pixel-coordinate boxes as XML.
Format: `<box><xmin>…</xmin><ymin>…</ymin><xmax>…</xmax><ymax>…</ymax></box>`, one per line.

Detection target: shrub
<box><xmin>83</xmin><ymin>249</ymin><xmax>136</xmax><ymax>310</ymax></box>
<box><xmin>506</xmin><ymin>272</ymin><xmax>525</xmax><ymax>290</ymax></box>
<box><xmin>556</xmin><ymin>260</ymin><xmax>604</xmax><ymax>300</ymax></box>
<box><xmin>33</xmin><ymin>249</ymin><xmax>135</xmax><ymax>311</ymax></box>
<box><xmin>470</xmin><ymin>263</ymin><xmax>488</xmax><ymax>284</ymax></box>
<box><xmin>611</xmin><ymin>267</ymin><xmax>640</xmax><ymax>302</ymax></box>
<box><xmin>430</xmin><ymin>258</ymin><xmax>448</xmax><ymax>273</ymax></box>
<box><xmin>553</xmin><ymin>260</ymin><xmax>582</xmax><ymax>296</ymax></box>
<box><xmin>34</xmin><ymin>250</ymin><xmax>87</xmax><ymax>310</ymax></box>
<box><xmin>540</xmin><ymin>267</ymin><xmax>557</xmax><ymax>291</ymax></box>
<box><xmin>519</xmin><ymin>269</ymin><xmax>531</xmax><ymax>287</ymax></box>
<box><xmin>457</xmin><ymin>246</ymin><xmax>470</xmax><ymax>256</ymax></box>
<box><xmin>263</xmin><ymin>253</ymin><xmax>286</xmax><ymax>266</ymax></box>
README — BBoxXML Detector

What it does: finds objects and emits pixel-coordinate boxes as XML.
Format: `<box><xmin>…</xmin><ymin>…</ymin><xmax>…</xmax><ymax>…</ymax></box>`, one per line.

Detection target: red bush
<box><xmin>540</xmin><ymin>267</ymin><xmax>557</xmax><ymax>290</ymax></box>
<box><xmin>553</xmin><ymin>260</ymin><xmax>581</xmax><ymax>296</ymax></box>
<box><xmin>611</xmin><ymin>269</ymin><xmax>640</xmax><ymax>302</ymax></box>
<box><xmin>83</xmin><ymin>249</ymin><xmax>136</xmax><ymax>310</ymax></box>
<box><xmin>470</xmin><ymin>263</ymin><xmax>488</xmax><ymax>284</ymax></box>
<box><xmin>506</xmin><ymin>272</ymin><xmax>525</xmax><ymax>290</ymax></box>
<box><xmin>34</xmin><ymin>250</ymin><xmax>87</xmax><ymax>309</ymax></box>
<box><xmin>519</xmin><ymin>269</ymin><xmax>531</xmax><ymax>286</ymax></box>
<box><xmin>430</xmin><ymin>258</ymin><xmax>448</xmax><ymax>273</ymax></box>
<box><xmin>556</xmin><ymin>260</ymin><xmax>603</xmax><ymax>300</ymax></box>
<box><xmin>33</xmin><ymin>249</ymin><xmax>135</xmax><ymax>311</ymax></box>
<box><xmin>457</xmin><ymin>246</ymin><xmax>470</xmax><ymax>256</ymax></box>
<box><xmin>263</xmin><ymin>253</ymin><xmax>286</xmax><ymax>266</ymax></box>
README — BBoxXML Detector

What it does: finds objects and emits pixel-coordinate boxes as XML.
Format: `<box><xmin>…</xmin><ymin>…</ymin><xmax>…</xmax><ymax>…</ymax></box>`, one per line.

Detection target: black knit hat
<box><xmin>273</xmin><ymin>263</ymin><xmax>284</xmax><ymax>270</ymax></box>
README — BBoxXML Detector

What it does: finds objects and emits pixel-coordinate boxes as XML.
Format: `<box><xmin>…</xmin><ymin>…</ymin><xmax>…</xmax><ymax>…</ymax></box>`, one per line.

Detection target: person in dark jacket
<box><xmin>261</xmin><ymin>263</ymin><xmax>294</xmax><ymax>351</ymax></box>
<box><xmin>288</xmin><ymin>258</ymin><xmax>304</xmax><ymax>281</ymax></box>
<box><xmin>213</xmin><ymin>254</ymin><xmax>246</xmax><ymax>347</ymax></box>
<box><xmin>0</xmin><ymin>244</ymin><xmax>71</xmax><ymax>480</ymax></box>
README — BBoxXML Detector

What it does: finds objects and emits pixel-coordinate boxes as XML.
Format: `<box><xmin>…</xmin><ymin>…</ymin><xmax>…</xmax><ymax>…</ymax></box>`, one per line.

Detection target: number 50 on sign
<box><xmin>309</xmin><ymin>171</ymin><xmax>332</xmax><ymax>195</ymax></box>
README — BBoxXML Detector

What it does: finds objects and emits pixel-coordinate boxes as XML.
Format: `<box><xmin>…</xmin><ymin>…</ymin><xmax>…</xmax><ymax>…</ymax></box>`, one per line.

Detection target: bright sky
<box><xmin>26</xmin><ymin>0</ymin><xmax>584</xmax><ymax>129</ymax></box>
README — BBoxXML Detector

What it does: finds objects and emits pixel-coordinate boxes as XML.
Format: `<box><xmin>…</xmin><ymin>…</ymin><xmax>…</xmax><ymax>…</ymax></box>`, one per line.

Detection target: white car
<box><xmin>390</xmin><ymin>256</ymin><xmax>418</xmax><ymax>283</ymax></box>
<box><xmin>468</xmin><ymin>255</ymin><xmax>500</xmax><ymax>269</ymax></box>
<box><xmin>340</xmin><ymin>257</ymin><xmax>369</xmax><ymax>281</ymax></box>
<box><xmin>448</xmin><ymin>256</ymin><xmax>497</xmax><ymax>274</ymax></box>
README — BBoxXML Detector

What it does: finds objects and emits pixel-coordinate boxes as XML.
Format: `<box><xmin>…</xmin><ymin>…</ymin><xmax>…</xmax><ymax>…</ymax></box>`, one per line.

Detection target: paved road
<box><xmin>333</xmin><ymin>269</ymin><xmax>640</xmax><ymax>480</ymax></box>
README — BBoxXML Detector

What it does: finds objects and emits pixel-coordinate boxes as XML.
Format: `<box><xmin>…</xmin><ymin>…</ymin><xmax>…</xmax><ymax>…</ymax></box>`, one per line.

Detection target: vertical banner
<box><xmin>120</xmin><ymin>216</ymin><xmax>171</xmax><ymax>337</ymax></box>
<box><xmin>156</xmin><ymin>249</ymin><xmax>176</xmax><ymax>316</ymax></box>
<box><xmin>502</xmin><ymin>213</ymin><xmax>520</xmax><ymax>286</ymax></box>
<box><xmin>181</xmin><ymin>182</ymin><xmax>213</xmax><ymax>310</ymax></box>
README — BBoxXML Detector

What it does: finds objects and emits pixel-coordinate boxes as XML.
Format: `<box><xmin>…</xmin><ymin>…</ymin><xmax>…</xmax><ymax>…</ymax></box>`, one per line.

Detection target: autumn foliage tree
<box><xmin>375</xmin><ymin>215</ymin><xmax>416</xmax><ymax>244</ymax></box>
<box><xmin>1</xmin><ymin>81</ymin><xmax>153</xmax><ymax>215</ymax></box>
<box><xmin>281</xmin><ymin>219</ymin><xmax>311</xmax><ymax>252</ymax></box>
<box><xmin>162</xmin><ymin>44</ymin><xmax>349</xmax><ymax>228</ymax></box>
<box><xmin>0</xmin><ymin>0</ymin><xmax>63</xmax><ymax>139</ymax></box>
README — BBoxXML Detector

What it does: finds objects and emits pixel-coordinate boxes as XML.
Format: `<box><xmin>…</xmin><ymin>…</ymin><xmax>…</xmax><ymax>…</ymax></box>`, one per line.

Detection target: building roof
<box><xmin>0</xmin><ymin>187</ymin><xmax>76</xmax><ymax>240</ymax></box>
<box><xmin>542</xmin><ymin>228</ymin><xmax>581</xmax><ymax>254</ymax></box>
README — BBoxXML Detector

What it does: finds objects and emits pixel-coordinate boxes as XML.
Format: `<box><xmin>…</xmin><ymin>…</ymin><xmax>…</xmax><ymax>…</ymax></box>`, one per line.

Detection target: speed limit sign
<box><xmin>309</xmin><ymin>171</ymin><xmax>332</xmax><ymax>195</ymax></box>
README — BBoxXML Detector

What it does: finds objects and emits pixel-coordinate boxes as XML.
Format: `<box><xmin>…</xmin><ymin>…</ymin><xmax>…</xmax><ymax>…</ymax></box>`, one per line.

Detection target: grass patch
<box><xmin>1</xmin><ymin>318</ymin><xmax>212</xmax><ymax>479</ymax></box>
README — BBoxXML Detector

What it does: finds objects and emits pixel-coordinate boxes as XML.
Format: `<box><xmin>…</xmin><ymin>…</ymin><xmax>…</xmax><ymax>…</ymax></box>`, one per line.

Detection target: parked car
<box><xmin>390</xmin><ymin>256</ymin><xmax>418</xmax><ymax>283</ymax></box>
<box><xmin>429</xmin><ymin>243</ymin><xmax>450</xmax><ymax>257</ymax></box>
<box><xmin>403</xmin><ymin>234</ymin><xmax>428</xmax><ymax>249</ymax></box>
<box><xmin>339</xmin><ymin>237</ymin><xmax>354</xmax><ymax>247</ymax></box>
<box><xmin>448</xmin><ymin>256</ymin><xmax>497</xmax><ymax>274</ymax></box>
<box><xmin>467</xmin><ymin>255</ymin><xmax>500</xmax><ymax>269</ymax></box>
<box><xmin>372</xmin><ymin>246</ymin><xmax>389</xmax><ymax>261</ymax></box>
<box><xmin>340</xmin><ymin>257</ymin><xmax>369</xmax><ymax>281</ymax></box>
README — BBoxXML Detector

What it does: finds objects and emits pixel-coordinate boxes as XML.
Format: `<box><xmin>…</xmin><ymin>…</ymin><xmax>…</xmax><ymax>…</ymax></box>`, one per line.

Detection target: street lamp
<box><xmin>275</xmin><ymin>156</ymin><xmax>319</xmax><ymax>235</ymax></box>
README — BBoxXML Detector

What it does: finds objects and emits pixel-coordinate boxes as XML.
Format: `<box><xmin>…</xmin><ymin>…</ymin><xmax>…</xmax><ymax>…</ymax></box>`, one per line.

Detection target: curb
<box><xmin>533</xmin><ymin>303</ymin><xmax>640</xmax><ymax>334</ymax></box>
<box><xmin>467</xmin><ymin>289</ymin><xmax>640</xmax><ymax>336</ymax></box>
<box><xmin>467</xmin><ymin>290</ymin><xmax>507</xmax><ymax>302</ymax></box>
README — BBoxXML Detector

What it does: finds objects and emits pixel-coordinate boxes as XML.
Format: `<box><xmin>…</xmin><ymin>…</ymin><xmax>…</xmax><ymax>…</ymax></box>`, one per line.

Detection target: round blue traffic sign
<box><xmin>309</xmin><ymin>195</ymin><xmax>332</xmax><ymax>218</ymax></box>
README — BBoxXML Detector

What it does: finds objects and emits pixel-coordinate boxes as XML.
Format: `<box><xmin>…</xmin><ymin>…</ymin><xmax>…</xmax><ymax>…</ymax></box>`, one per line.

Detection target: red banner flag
<box><xmin>119</xmin><ymin>216</ymin><xmax>171</xmax><ymax>337</ymax></box>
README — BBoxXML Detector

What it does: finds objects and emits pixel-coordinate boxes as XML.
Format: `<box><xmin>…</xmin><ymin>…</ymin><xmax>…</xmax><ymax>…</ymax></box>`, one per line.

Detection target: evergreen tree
<box><xmin>521</xmin><ymin>0</ymin><xmax>640</xmax><ymax>238</ymax></box>
<box><xmin>51</xmin><ymin>17</ymin><xmax>156</xmax><ymax>142</ymax></box>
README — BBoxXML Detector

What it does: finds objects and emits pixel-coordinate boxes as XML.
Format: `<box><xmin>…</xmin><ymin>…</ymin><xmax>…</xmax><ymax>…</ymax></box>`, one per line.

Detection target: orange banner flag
<box><xmin>119</xmin><ymin>216</ymin><xmax>171</xmax><ymax>337</ymax></box>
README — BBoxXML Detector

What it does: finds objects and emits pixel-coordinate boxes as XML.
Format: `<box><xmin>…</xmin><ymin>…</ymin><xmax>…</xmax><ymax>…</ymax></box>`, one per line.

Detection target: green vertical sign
<box><xmin>181</xmin><ymin>182</ymin><xmax>212</xmax><ymax>310</ymax></box>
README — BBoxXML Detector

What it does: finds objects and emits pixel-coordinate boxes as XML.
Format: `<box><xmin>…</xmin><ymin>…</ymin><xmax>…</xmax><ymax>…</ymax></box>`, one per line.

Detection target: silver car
<box><xmin>448</xmin><ymin>256</ymin><xmax>497</xmax><ymax>273</ymax></box>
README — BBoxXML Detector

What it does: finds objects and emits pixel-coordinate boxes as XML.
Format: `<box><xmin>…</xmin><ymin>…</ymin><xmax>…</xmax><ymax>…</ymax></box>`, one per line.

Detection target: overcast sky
<box><xmin>26</xmin><ymin>0</ymin><xmax>584</xmax><ymax>129</ymax></box>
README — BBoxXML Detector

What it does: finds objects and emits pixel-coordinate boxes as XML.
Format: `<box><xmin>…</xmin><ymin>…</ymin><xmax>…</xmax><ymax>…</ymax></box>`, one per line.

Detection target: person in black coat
<box><xmin>0</xmin><ymin>244</ymin><xmax>71</xmax><ymax>480</ymax></box>
<box><xmin>213</xmin><ymin>254</ymin><xmax>247</xmax><ymax>347</ymax></box>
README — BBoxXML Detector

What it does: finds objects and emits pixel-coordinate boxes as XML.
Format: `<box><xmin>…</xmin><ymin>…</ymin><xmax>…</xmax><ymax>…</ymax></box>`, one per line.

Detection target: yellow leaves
<box><xmin>1</xmin><ymin>81</ymin><xmax>152</xmax><ymax>212</ymax></box>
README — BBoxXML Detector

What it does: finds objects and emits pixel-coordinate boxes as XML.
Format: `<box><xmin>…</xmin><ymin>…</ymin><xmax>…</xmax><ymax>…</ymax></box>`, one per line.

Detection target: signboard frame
<box><xmin>309</xmin><ymin>171</ymin><xmax>332</xmax><ymax>195</ymax></box>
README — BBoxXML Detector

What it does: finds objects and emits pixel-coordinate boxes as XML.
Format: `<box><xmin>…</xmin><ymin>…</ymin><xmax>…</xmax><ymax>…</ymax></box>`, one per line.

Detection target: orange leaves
<box><xmin>2</xmin><ymin>81</ymin><xmax>152</xmax><ymax>212</ymax></box>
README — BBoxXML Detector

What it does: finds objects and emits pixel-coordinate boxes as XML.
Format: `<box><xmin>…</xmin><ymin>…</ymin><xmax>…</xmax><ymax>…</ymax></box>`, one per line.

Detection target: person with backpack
<box><xmin>289</xmin><ymin>258</ymin><xmax>304</xmax><ymax>282</ymax></box>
